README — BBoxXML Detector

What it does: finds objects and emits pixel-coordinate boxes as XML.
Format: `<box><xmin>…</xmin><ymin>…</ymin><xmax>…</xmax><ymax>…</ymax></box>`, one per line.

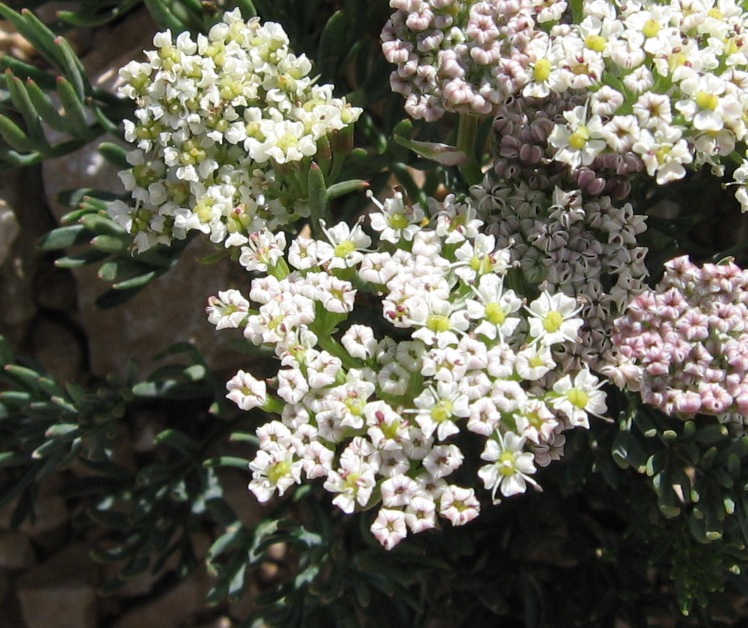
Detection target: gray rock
<box><xmin>17</xmin><ymin>542</ymin><xmax>97</xmax><ymax>628</ymax></box>
<box><xmin>0</xmin><ymin>532</ymin><xmax>36</xmax><ymax>570</ymax></box>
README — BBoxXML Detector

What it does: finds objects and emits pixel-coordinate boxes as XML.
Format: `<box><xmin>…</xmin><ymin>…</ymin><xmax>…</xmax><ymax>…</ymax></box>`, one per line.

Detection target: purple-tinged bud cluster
<box><xmin>492</xmin><ymin>95</ymin><xmax>645</xmax><ymax>201</ymax></box>
<box><xmin>610</xmin><ymin>256</ymin><xmax>748</xmax><ymax>421</ymax></box>
<box><xmin>472</xmin><ymin>178</ymin><xmax>648</xmax><ymax>371</ymax></box>
<box><xmin>381</xmin><ymin>0</ymin><xmax>548</xmax><ymax>121</ymax></box>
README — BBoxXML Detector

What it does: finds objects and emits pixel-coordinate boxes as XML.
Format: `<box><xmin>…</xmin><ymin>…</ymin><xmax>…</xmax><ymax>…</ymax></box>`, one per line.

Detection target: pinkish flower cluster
<box><xmin>380</xmin><ymin>0</ymin><xmax>559</xmax><ymax>121</ymax></box>
<box><xmin>610</xmin><ymin>256</ymin><xmax>748</xmax><ymax>421</ymax></box>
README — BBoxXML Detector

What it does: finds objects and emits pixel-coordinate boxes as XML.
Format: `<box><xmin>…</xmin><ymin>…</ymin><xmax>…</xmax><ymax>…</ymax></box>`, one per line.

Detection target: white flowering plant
<box><xmin>4</xmin><ymin>0</ymin><xmax>748</xmax><ymax>625</ymax></box>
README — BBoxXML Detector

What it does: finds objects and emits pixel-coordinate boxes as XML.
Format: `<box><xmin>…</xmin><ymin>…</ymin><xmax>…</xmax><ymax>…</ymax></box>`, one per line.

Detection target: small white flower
<box><xmin>318</xmin><ymin>220</ymin><xmax>372</xmax><ymax>269</ymax></box>
<box><xmin>370</xmin><ymin>508</ymin><xmax>408</xmax><ymax>549</ymax></box>
<box><xmin>478</xmin><ymin>431</ymin><xmax>537</xmax><ymax>504</ymax></box>
<box><xmin>551</xmin><ymin>368</ymin><xmax>607</xmax><ymax>428</ymax></box>
<box><xmin>341</xmin><ymin>325</ymin><xmax>377</xmax><ymax>360</ymax></box>
<box><xmin>206</xmin><ymin>289</ymin><xmax>250</xmax><ymax>329</ymax></box>
<box><xmin>527</xmin><ymin>292</ymin><xmax>584</xmax><ymax>345</ymax></box>
<box><xmin>249</xmin><ymin>447</ymin><xmax>303</xmax><ymax>502</ymax></box>
<box><xmin>423</xmin><ymin>444</ymin><xmax>464</xmax><ymax>479</ymax></box>
<box><xmin>439</xmin><ymin>485</ymin><xmax>480</xmax><ymax>526</ymax></box>
<box><xmin>226</xmin><ymin>370</ymin><xmax>267</xmax><ymax>410</ymax></box>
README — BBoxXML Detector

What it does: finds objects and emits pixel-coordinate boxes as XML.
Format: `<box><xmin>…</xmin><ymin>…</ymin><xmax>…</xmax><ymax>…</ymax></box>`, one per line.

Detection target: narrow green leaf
<box><xmin>0</xmin><ymin>390</ymin><xmax>31</xmax><ymax>406</ymax></box>
<box><xmin>44</xmin><ymin>423</ymin><xmax>79</xmax><ymax>439</ymax></box>
<box><xmin>113</xmin><ymin>270</ymin><xmax>159</xmax><ymax>290</ymax></box>
<box><xmin>53</xmin><ymin>36</ymin><xmax>87</xmax><ymax>100</ymax></box>
<box><xmin>6</xmin><ymin>71</ymin><xmax>47</xmax><ymax>145</ymax></box>
<box><xmin>80</xmin><ymin>213</ymin><xmax>126</xmax><ymax>236</ymax></box>
<box><xmin>154</xmin><ymin>428</ymin><xmax>197</xmax><ymax>455</ymax></box>
<box><xmin>25</xmin><ymin>78</ymin><xmax>68</xmax><ymax>132</ymax></box>
<box><xmin>91</xmin><ymin>234</ymin><xmax>128</xmax><ymax>254</ymax></box>
<box><xmin>233</xmin><ymin>0</ymin><xmax>257</xmax><ymax>18</ymax></box>
<box><xmin>56</xmin><ymin>76</ymin><xmax>93</xmax><ymax>138</ymax></box>
<box><xmin>0</xmin><ymin>55</ymin><xmax>56</xmax><ymax>89</ymax></box>
<box><xmin>57</xmin><ymin>0</ymin><xmax>140</xmax><ymax>27</ymax></box>
<box><xmin>308</xmin><ymin>161</ymin><xmax>328</xmax><ymax>236</ymax></box>
<box><xmin>3</xmin><ymin>364</ymin><xmax>43</xmax><ymax>391</ymax></box>
<box><xmin>38</xmin><ymin>224</ymin><xmax>91</xmax><ymax>251</ymax></box>
<box><xmin>203</xmin><ymin>456</ymin><xmax>251</xmax><ymax>470</ymax></box>
<box><xmin>0</xmin><ymin>112</ymin><xmax>34</xmax><ymax>151</ymax></box>
<box><xmin>55</xmin><ymin>249</ymin><xmax>109</xmax><ymax>268</ymax></box>
<box><xmin>143</xmin><ymin>0</ymin><xmax>186</xmax><ymax>31</ymax></box>
<box><xmin>98</xmin><ymin>142</ymin><xmax>129</xmax><ymax>169</ymax></box>
<box><xmin>317</xmin><ymin>11</ymin><xmax>348</xmax><ymax>82</ymax></box>
<box><xmin>326</xmin><ymin>179</ymin><xmax>368</xmax><ymax>201</ymax></box>
<box><xmin>0</xmin><ymin>6</ymin><xmax>63</xmax><ymax>70</ymax></box>
<box><xmin>32</xmin><ymin>439</ymin><xmax>61</xmax><ymax>460</ymax></box>
<box><xmin>394</xmin><ymin>135</ymin><xmax>469</xmax><ymax>166</ymax></box>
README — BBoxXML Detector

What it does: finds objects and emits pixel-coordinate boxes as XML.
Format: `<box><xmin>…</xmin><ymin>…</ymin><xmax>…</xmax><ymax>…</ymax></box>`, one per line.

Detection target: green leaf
<box><xmin>38</xmin><ymin>224</ymin><xmax>92</xmax><ymax>251</ymax></box>
<box><xmin>53</xmin><ymin>36</ymin><xmax>87</xmax><ymax>100</ymax></box>
<box><xmin>25</xmin><ymin>78</ymin><xmax>68</xmax><ymax>132</ymax></box>
<box><xmin>91</xmin><ymin>234</ymin><xmax>128</xmax><ymax>254</ymax></box>
<box><xmin>5</xmin><ymin>70</ymin><xmax>46</xmax><ymax>145</ymax></box>
<box><xmin>98</xmin><ymin>142</ymin><xmax>129</xmax><ymax>169</ymax></box>
<box><xmin>317</xmin><ymin>11</ymin><xmax>348</xmax><ymax>82</ymax></box>
<box><xmin>203</xmin><ymin>456</ymin><xmax>251</xmax><ymax>470</ymax></box>
<box><xmin>394</xmin><ymin>135</ymin><xmax>469</xmax><ymax>166</ymax></box>
<box><xmin>233</xmin><ymin>0</ymin><xmax>257</xmax><ymax>18</ymax></box>
<box><xmin>79</xmin><ymin>212</ymin><xmax>126</xmax><ymax>236</ymax></box>
<box><xmin>307</xmin><ymin>161</ymin><xmax>328</xmax><ymax>229</ymax></box>
<box><xmin>0</xmin><ymin>6</ymin><xmax>63</xmax><ymax>71</ymax></box>
<box><xmin>113</xmin><ymin>270</ymin><xmax>159</xmax><ymax>290</ymax></box>
<box><xmin>55</xmin><ymin>249</ymin><xmax>109</xmax><ymax>268</ymax></box>
<box><xmin>326</xmin><ymin>179</ymin><xmax>368</xmax><ymax>201</ymax></box>
<box><xmin>56</xmin><ymin>76</ymin><xmax>94</xmax><ymax>138</ymax></box>
<box><xmin>0</xmin><ymin>112</ymin><xmax>34</xmax><ymax>151</ymax></box>
<box><xmin>44</xmin><ymin>423</ymin><xmax>79</xmax><ymax>439</ymax></box>
<box><xmin>154</xmin><ymin>429</ymin><xmax>197</xmax><ymax>455</ymax></box>
<box><xmin>0</xmin><ymin>55</ymin><xmax>56</xmax><ymax>90</ymax></box>
<box><xmin>57</xmin><ymin>0</ymin><xmax>140</xmax><ymax>27</ymax></box>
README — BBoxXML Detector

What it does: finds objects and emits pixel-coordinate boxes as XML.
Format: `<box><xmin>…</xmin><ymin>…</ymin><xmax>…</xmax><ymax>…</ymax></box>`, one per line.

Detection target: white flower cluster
<box><xmin>207</xmin><ymin>192</ymin><xmax>607</xmax><ymax>549</ymax></box>
<box><xmin>110</xmin><ymin>10</ymin><xmax>361</xmax><ymax>251</ymax></box>
<box><xmin>473</xmin><ymin>179</ymin><xmax>648</xmax><ymax>371</ymax></box>
<box><xmin>383</xmin><ymin>0</ymin><xmax>748</xmax><ymax>208</ymax></box>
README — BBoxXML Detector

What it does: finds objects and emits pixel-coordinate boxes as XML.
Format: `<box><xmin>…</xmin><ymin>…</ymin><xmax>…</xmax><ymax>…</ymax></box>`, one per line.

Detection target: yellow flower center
<box><xmin>695</xmin><ymin>91</ymin><xmax>719</xmax><ymax>111</ymax></box>
<box><xmin>584</xmin><ymin>34</ymin><xmax>606</xmax><ymax>53</ymax></box>
<box><xmin>388</xmin><ymin>212</ymin><xmax>410</xmax><ymax>230</ymax></box>
<box><xmin>642</xmin><ymin>19</ymin><xmax>660</xmax><ymax>38</ymax></box>
<box><xmin>334</xmin><ymin>240</ymin><xmax>356</xmax><ymax>258</ymax></box>
<box><xmin>543</xmin><ymin>311</ymin><xmax>564</xmax><ymax>333</ymax></box>
<box><xmin>426</xmin><ymin>314</ymin><xmax>451</xmax><ymax>332</ymax></box>
<box><xmin>567</xmin><ymin>388</ymin><xmax>590</xmax><ymax>410</ymax></box>
<box><xmin>499</xmin><ymin>451</ymin><xmax>518</xmax><ymax>476</ymax></box>
<box><xmin>431</xmin><ymin>400</ymin><xmax>453</xmax><ymax>423</ymax></box>
<box><xmin>569</xmin><ymin>126</ymin><xmax>590</xmax><ymax>150</ymax></box>
<box><xmin>268</xmin><ymin>460</ymin><xmax>291</xmax><ymax>484</ymax></box>
<box><xmin>533</xmin><ymin>58</ymin><xmax>552</xmax><ymax>82</ymax></box>
<box><xmin>485</xmin><ymin>302</ymin><xmax>507</xmax><ymax>325</ymax></box>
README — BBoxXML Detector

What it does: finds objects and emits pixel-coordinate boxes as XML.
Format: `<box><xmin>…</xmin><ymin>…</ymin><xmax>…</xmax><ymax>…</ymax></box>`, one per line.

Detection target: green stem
<box><xmin>316</xmin><ymin>333</ymin><xmax>360</xmax><ymax>371</ymax></box>
<box><xmin>456</xmin><ymin>113</ymin><xmax>483</xmax><ymax>186</ymax></box>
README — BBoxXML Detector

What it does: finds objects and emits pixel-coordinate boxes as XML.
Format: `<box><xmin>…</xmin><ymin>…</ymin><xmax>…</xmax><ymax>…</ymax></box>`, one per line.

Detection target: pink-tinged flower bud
<box><xmin>674</xmin><ymin>391</ymin><xmax>702</xmax><ymax>415</ymax></box>
<box><xmin>735</xmin><ymin>392</ymin><xmax>748</xmax><ymax>415</ymax></box>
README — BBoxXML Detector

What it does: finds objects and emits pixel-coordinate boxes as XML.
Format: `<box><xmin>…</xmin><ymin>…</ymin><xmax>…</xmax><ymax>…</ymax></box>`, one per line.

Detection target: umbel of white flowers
<box><xmin>111</xmin><ymin>9</ymin><xmax>361</xmax><ymax>252</ymax></box>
